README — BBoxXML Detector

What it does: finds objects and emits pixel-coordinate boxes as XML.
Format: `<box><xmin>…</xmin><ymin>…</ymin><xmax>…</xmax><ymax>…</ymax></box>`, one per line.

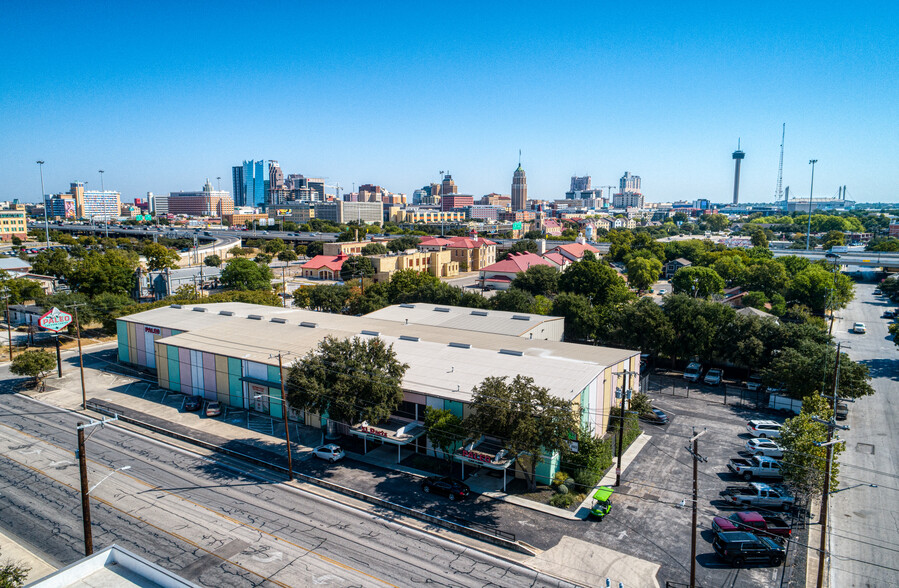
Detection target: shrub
<box><xmin>556</xmin><ymin>483</ymin><xmax>569</xmax><ymax>495</ymax></box>
<box><xmin>572</xmin><ymin>468</ymin><xmax>601</xmax><ymax>493</ymax></box>
<box><xmin>549</xmin><ymin>492</ymin><xmax>575</xmax><ymax>509</ymax></box>
<box><xmin>552</xmin><ymin>471</ymin><xmax>570</xmax><ymax>487</ymax></box>
<box><xmin>563</xmin><ymin>477</ymin><xmax>576</xmax><ymax>489</ymax></box>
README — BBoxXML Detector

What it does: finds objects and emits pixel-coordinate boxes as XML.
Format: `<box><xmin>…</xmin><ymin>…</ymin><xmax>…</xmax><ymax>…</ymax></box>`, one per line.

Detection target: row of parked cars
<box><xmin>710</xmin><ymin>418</ymin><xmax>794</xmax><ymax>568</ymax></box>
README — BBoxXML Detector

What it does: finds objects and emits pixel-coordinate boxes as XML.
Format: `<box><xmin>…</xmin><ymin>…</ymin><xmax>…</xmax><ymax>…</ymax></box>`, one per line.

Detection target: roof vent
<box><xmin>248</xmin><ymin>314</ymin><xmax>263</xmax><ymax>320</ymax></box>
<box><xmin>271</xmin><ymin>317</ymin><xmax>288</xmax><ymax>324</ymax></box>
<box><xmin>511</xmin><ymin>315</ymin><xmax>530</xmax><ymax>321</ymax></box>
<box><xmin>470</xmin><ymin>310</ymin><xmax>488</xmax><ymax>316</ymax></box>
<box><xmin>399</xmin><ymin>303</ymin><xmax>415</xmax><ymax>309</ymax></box>
<box><xmin>434</xmin><ymin>307</ymin><xmax>450</xmax><ymax>313</ymax></box>
<box><xmin>361</xmin><ymin>330</ymin><xmax>380</xmax><ymax>336</ymax></box>
<box><xmin>170</xmin><ymin>304</ymin><xmax>182</xmax><ymax>309</ymax></box>
<box><xmin>299</xmin><ymin>321</ymin><xmax>318</xmax><ymax>328</ymax></box>
<box><xmin>449</xmin><ymin>342</ymin><xmax>471</xmax><ymax>349</ymax></box>
<box><xmin>499</xmin><ymin>349</ymin><xmax>524</xmax><ymax>356</ymax></box>
<box><xmin>219</xmin><ymin>311</ymin><xmax>235</xmax><ymax>316</ymax></box>
<box><xmin>192</xmin><ymin>307</ymin><xmax>208</xmax><ymax>312</ymax></box>
<box><xmin>399</xmin><ymin>335</ymin><xmax>420</xmax><ymax>342</ymax></box>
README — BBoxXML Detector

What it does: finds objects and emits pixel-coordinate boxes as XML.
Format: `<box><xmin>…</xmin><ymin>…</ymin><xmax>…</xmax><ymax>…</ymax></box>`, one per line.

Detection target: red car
<box><xmin>712</xmin><ymin>511</ymin><xmax>792</xmax><ymax>540</ymax></box>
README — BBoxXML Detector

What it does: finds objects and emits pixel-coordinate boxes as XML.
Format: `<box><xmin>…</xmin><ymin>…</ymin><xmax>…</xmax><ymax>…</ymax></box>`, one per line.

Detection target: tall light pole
<box><xmin>216</xmin><ymin>176</ymin><xmax>221</xmax><ymax>191</ymax></box>
<box><xmin>37</xmin><ymin>160</ymin><xmax>49</xmax><ymax>247</ymax></box>
<box><xmin>805</xmin><ymin>159</ymin><xmax>818</xmax><ymax>250</ymax></box>
<box><xmin>98</xmin><ymin>169</ymin><xmax>105</xmax><ymax>192</ymax></box>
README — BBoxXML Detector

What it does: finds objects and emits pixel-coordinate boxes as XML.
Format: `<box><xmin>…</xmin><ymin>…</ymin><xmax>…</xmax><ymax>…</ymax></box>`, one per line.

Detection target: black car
<box><xmin>420</xmin><ymin>476</ymin><xmax>471</xmax><ymax>501</ymax></box>
<box><xmin>639</xmin><ymin>408</ymin><xmax>669</xmax><ymax>425</ymax></box>
<box><xmin>712</xmin><ymin>531</ymin><xmax>785</xmax><ymax>567</ymax></box>
<box><xmin>883</xmin><ymin>310</ymin><xmax>896</xmax><ymax>319</ymax></box>
<box><xmin>183</xmin><ymin>395</ymin><xmax>203</xmax><ymax>411</ymax></box>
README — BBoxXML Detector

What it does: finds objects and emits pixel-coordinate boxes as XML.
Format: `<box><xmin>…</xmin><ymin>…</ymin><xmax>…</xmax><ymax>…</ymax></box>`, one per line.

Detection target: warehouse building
<box><xmin>116</xmin><ymin>302</ymin><xmax>639</xmax><ymax>483</ymax></box>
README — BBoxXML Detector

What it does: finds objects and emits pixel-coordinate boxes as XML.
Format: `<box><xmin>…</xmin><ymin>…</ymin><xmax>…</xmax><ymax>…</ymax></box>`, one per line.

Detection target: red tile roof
<box><xmin>541</xmin><ymin>252</ymin><xmax>568</xmax><ymax>266</ymax></box>
<box><xmin>552</xmin><ymin>242</ymin><xmax>600</xmax><ymax>259</ymax></box>
<box><xmin>479</xmin><ymin>252</ymin><xmax>554</xmax><ymax>273</ymax></box>
<box><xmin>301</xmin><ymin>254</ymin><xmax>349</xmax><ymax>272</ymax></box>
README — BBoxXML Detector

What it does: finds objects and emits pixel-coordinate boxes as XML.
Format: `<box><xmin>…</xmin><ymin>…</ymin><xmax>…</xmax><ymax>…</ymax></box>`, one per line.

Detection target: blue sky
<box><xmin>2</xmin><ymin>1</ymin><xmax>897</xmax><ymax>204</ymax></box>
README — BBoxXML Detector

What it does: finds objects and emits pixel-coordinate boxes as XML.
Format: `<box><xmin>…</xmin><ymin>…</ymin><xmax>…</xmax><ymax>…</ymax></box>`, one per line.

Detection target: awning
<box><xmin>239</xmin><ymin>376</ymin><xmax>281</xmax><ymax>389</ymax></box>
<box><xmin>349</xmin><ymin>418</ymin><xmax>426</xmax><ymax>445</ymax></box>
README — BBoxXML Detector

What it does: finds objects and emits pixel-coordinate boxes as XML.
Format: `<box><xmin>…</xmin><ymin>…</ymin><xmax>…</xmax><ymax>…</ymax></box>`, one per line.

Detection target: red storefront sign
<box><xmin>145</xmin><ymin>326</ymin><xmax>161</xmax><ymax>335</ymax></box>
<box><xmin>359</xmin><ymin>425</ymin><xmax>389</xmax><ymax>438</ymax></box>
<box><xmin>460</xmin><ymin>449</ymin><xmax>494</xmax><ymax>463</ymax></box>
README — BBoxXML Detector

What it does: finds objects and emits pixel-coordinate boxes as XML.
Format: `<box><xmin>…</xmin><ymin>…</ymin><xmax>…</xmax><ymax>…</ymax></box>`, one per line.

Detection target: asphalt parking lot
<box><xmin>587</xmin><ymin>372</ymin><xmax>804</xmax><ymax>588</ymax></box>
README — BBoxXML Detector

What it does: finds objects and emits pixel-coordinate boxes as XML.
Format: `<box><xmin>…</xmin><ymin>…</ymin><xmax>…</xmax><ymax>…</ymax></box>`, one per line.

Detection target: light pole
<box><xmin>37</xmin><ymin>161</ymin><xmax>49</xmax><ymax>247</ymax></box>
<box><xmin>98</xmin><ymin>170</ymin><xmax>105</xmax><ymax>192</ymax></box>
<box><xmin>806</xmin><ymin>159</ymin><xmax>818</xmax><ymax>250</ymax></box>
<box><xmin>825</xmin><ymin>252</ymin><xmax>841</xmax><ymax>335</ymax></box>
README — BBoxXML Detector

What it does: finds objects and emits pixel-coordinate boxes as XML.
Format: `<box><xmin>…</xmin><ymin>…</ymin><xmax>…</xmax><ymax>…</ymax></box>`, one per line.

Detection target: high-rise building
<box><xmin>441</xmin><ymin>194</ymin><xmax>474</xmax><ymax>211</ymax></box>
<box><xmin>168</xmin><ymin>179</ymin><xmax>234</xmax><ymax>217</ymax></box>
<box><xmin>53</xmin><ymin>182</ymin><xmax>120</xmax><ymax>219</ymax></box>
<box><xmin>511</xmin><ymin>161</ymin><xmax>527</xmax><ymax>211</ymax></box>
<box><xmin>231</xmin><ymin>166</ymin><xmax>245</xmax><ymax>207</ymax></box>
<box><xmin>267</xmin><ymin>161</ymin><xmax>285</xmax><ymax>206</ymax></box>
<box><xmin>570</xmin><ymin>176</ymin><xmax>591</xmax><ymax>192</ymax></box>
<box><xmin>441</xmin><ymin>174</ymin><xmax>457</xmax><ymax>196</ymax></box>
<box><xmin>619</xmin><ymin>171</ymin><xmax>641</xmax><ymax>194</ymax></box>
<box><xmin>232</xmin><ymin>160</ymin><xmax>265</xmax><ymax>207</ymax></box>
<box><xmin>732</xmin><ymin>141</ymin><xmax>745</xmax><ymax>205</ymax></box>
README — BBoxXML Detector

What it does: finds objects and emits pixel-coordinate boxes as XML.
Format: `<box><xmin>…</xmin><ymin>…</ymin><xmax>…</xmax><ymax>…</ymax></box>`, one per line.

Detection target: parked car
<box><xmin>684</xmin><ymin>362</ymin><xmax>703</xmax><ymax>382</ymax></box>
<box><xmin>835</xmin><ymin>402</ymin><xmax>849</xmax><ymax>421</ymax></box>
<box><xmin>746</xmin><ymin>374</ymin><xmax>763</xmax><ymax>392</ymax></box>
<box><xmin>883</xmin><ymin>310</ymin><xmax>896</xmax><ymax>319</ymax></box>
<box><xmin>312</xmin><ymin>444</ymin><xmax>346</xmax><ymax>463</ymax></box>
<box><xmin>420</xmin><ymin>476</ymin><xmax>471</xmax><ymax>501</ymax></box>
<box><xmin>205</xmin><ymin>401</ymin><xmax>222</xmax><ymax>417</ymax></box>
<box><xmin>712</xmin><ymin>531</ymin><xmax>786</xmax><ymax>567</ymax></box>
<box><xmin>657</xmin><ymin>289</ymin><xmax>667</xmax><ymax>296</ymax></box>
<box><xmin>852</xmin><ymin>322</ymin><xmax>866</xmax><ymax>334</ymax></box>
<box><xmin>745</xmin><ymin>438</ymin><xmax>784</xmax><ymax>458</ymax></box>
<box><xmin>873</xmin><ymin>288</ymin><xmax>882</xmax><ymax>296</ymax></box>
<box><xmin>727</xmin><ymin>455</ymin><xmax>783</xmax><ymax>481</ymax></box>
<box><xmin>639</xmin><ymin>408</ymin><xmax>669</xmax><ymax>425</ymax></box>
<box><xmin>746</xmin><ymin>420</ymin><xmax>782</xmax><ymax>439</ymax></box>
<box><xmin>184</xmin><ymin>395</ymin><xmax>203</xmax><ymax>411</ymax></box>
<box><xmin>712</xmin><ymin>511</ymin><xmax>792</xmax><ymax>541</ymax></box>
<box><xmin>722</xmin><ymin>482</ymin><xmax>794</xmax><ymax>511</ymax></box>
<box><xmin>704</xmin><ymin>368</ymin><xmax>723</xmax><ymax>386</ymax></box>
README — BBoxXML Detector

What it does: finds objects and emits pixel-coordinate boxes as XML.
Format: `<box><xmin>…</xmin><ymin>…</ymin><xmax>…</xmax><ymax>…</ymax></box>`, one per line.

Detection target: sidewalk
<box><xmin>0</xmin><ymin>526</ymin><xmax>56</xmax><ymax>585</ymax></box>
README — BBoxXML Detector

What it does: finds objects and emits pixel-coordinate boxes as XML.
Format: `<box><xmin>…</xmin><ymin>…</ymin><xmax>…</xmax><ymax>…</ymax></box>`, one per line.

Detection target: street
<box><xmin>0</xmin><ymin>390</ymin><xmax>574</xmax><ymax>587</ymax></box>
<box><xmin>827</xmin><ymin>281</ymin><xmax>899</xmax><ymax>587</ymax></box>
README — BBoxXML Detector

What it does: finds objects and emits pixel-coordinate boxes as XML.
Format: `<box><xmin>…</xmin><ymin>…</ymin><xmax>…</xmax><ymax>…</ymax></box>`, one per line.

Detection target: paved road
<box><xmin>828</xmin><ymin>282</ymin><xmax>899</xmax><ymax>587</ymax></box>
<box><xmin>0</xmin><ymin>391</ymin><xmax>574</xmax><ymax>587</ymax></box>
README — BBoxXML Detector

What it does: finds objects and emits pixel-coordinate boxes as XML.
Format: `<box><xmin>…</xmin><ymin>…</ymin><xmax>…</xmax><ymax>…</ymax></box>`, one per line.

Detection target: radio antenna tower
<box><xmin>775</xmin><ymin>123</ymin><xmax>785</xmax><ymax>201</ymax></box>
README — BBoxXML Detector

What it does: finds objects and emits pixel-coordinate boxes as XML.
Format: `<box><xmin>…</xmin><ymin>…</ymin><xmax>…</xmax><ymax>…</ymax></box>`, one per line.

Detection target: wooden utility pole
<box><xmin>70</xmin><ymin>304</ymin><xmax>87</xmax><ymax>409</ymax></box>
<box><xmin>687</xmin><ymin>428</ymin><xmax>707</xmax><ymax>587</ymax></box>
<box><xmin>616</xmin><ymin>371</ymin><xmax>628</xmax><ymax>487</ymax></box>
<box><xmin>2</xmin><ymin>291</ymin><xmax>13</xmax><ymax>361</ymax></box>
<box><xmin>77</xmin><ymin>422</ymin><xmax>93</xmax><ymax>555</ymax></box>
<box><xmin>279</xmin><ymin>352</ymin><xmax>294</xmax><ymax>480</ymax></box>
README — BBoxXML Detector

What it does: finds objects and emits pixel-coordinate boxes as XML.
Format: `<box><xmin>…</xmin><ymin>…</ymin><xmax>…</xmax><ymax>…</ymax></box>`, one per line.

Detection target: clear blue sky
<box><xmin>2</xmin><ymin>1</ymin><xmax>897</xmax><ymax>204</ymax></box>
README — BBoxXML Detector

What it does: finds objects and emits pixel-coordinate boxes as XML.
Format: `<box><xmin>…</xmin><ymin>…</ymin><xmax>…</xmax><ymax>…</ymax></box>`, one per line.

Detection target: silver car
<box><xmin>746</xmin><ymin>438</ymin><xmax>784</xmax><ymax>458</ymax></box>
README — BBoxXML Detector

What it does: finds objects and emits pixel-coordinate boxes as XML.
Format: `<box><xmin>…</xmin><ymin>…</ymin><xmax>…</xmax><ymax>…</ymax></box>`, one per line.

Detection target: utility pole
<box><xmin>613</xmin><ymin>369</ymin><xmax>638</xmax><ymax>487</ymax></box>
<box><xmin>686</xmin><ymin>428</ymin><xmax>708</xmax><ymax>588</ymax></box>
<box><xmin>814</xmin><ymin>342</ymin><xmax>851</xmax><ymax>588</ymax></box>
<box><xmin>76</xmin><ymin>416</ymin><xmax>120</xmax><ymax>556</ymax></box>
<box><xmin>2</xmin><ymin>290</ymin><xmax>14</xmax><ymax>361</ymax></box>
<box><xmin>282</xmin><ymin>264</ymin><xmax>287</xmax><ymax>307</ymax></box>
<box><xmin>267</xmin><ymin>352</ymin><xmax>294</xmax><ymax>480</ymax></box>
<box><xmin>69</xmin><ymin>303</ymin><xmax>87</xmax><ymax>409</ymax></box>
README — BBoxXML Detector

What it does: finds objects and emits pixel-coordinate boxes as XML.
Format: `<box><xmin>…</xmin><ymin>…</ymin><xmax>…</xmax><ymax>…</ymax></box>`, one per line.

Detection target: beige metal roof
<box><xmin>364</xmin><ymin>303</ymin><xmax>563</xmax><ymax>337</ymax></box>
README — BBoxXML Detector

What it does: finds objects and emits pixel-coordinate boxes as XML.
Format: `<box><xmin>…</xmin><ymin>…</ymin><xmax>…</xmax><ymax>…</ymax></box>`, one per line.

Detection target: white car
<box><xmin>853</xmin><ymin>322</ymin><xmax>866</xmax><ymax>334</ymax></box>
<box><xmin>746</xmin><ymin>420</ymin><xmax>783</xmax><ymax>439</ymax></box>
<box><xmin>684</xmin><ymin>362</ymin><xmax>703</xmax><ymax>382</ymax></box>
<box><xmin>704</xmin><ymin>368</ymin><xmax>723</xmax><ymax>386</ymax></box>
<box><xmin>745</xmin><ymin>438</ymin><xmax>784</xmax><ymax>458</ymax></box>
<box><xmin>657</xmin><ymin>289</ymin><xmax>667</xmax><ymax>296</ymax></box>
<box><xmin>312</xmin><ymin>444</ymin><xmax>346</xmax><ymax>463</ymax></box>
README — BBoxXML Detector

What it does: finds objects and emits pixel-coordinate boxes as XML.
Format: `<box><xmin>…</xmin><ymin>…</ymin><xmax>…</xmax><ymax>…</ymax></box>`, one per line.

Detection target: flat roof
<box><xmin>27</xmin><ymin>544</ymin><xmax>199</xmax><ymax>587</ymax></box>
<box><xmin>364</xmin><ymin>303</ymin><xmax>563</xmax><ymax>337</ymax></box>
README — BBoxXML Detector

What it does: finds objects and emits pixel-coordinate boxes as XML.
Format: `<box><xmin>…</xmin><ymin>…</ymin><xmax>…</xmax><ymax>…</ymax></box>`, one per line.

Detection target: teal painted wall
<box><xmin>445</xmin><ymin>400</ymin><xmax>464</xmax><ymax>419</ymax></box>
<box><xmin>535</xmin><ymin>450</ymin><xmax>560</xmax><ymax>485</ymax></box>
<box><xmin>166</xmin><ymin>346</ymin><xmax>180</xmax><ymax>392</ymax></box>
<box><xmin>228</xmin><ymin>358</ymin><xmax>243</xmax><ymax>408</ymax></box>
<box><xmin>580</xmin><ymin>387</ymin><xmax>590</xmax><ymax>432</ymax></box>
<box><xmin>266</xmin><ymin>365</ymin><xmax>283</xmax><ymax>418</ymax></box>
<box><xmin>116</xmin><ymin>321</ymin><xmax>129</xmax><ymax>363</ymax></box>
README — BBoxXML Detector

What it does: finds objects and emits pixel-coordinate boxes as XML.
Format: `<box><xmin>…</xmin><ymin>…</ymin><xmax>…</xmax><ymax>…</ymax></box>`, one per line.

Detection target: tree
<box><xmin>743</xmin><ymin>260</ymin><xmax>789</xmax><ymax>298</ymax></box>
<box><xmin>361</xmin><ymin>243</ymin><xmax>388</xmax><ymax>255</ymax></box>
<box><xmin>228</xmin><ymin>246</ymin><xmax>248</xmax><ymax>257</ymax></box>
<box><xmin>305</xmin><ymin>241</ymin><xmax>324</xmax><ymax>257</ymax></box>
<box><xmin>31</xmin><ymin>248</ymin><xmax>71</xmax><ymax>278</ymax></box>
<box><xmin>285</xmin><ymin>336</ymin><xmax>408</xmax><ymax>427</ymax></box>
<box><xmin>741</xmin><ymin>291</ymin><xmax>768</xmax><ymax>310</ymax></box>
<box><xmin>789</xmin><ymin>264</ymin><xmax>854</xmax><ymax>314</ymax></box>
<box><xmin>670</xmin><ymin>266</ymin><xmax>724</xmax><ymax>298</ymax></box>
<box><xmin>386</xmin><ymin>269</ymin><xmax>439</xmax><ymax>302</ymax></box>
<box><xmin>628</xmin><ymin>391</ymin><xmax>653</xmax><ymax>416</ymax></box>
<box><xmin>501</xmin><ymin>239</ymin><xmax>538</xmax><ymax>260</ymax></box>
<box><xmin>277</xmin><ymin>249</ymin><xmax>298</xmax><ymax>262</ymax></box>
<box><xmin>387</xmin><ymin>236</ymin><xmax>420</xmax><ymax>252</ymax></box>
<box><xmin>0</xmin><ymin>553</ymin><xmax>29</xmax><ymax>588</ymax></box>
<box><xmin>511</xmin><ymin>265</ymin><xmax>559</xmax><ymax>297</ymax></box>
<box><xmin>778</xmin><ymin>394</ymin><xmax>841</xmax><ymax>506</ymax></box>
<box><xmin>490</xmin><ymin>288</ymin><xmax>535</xmax><ymax>313</ymax></box>
<box><xmin>749</xmin><ymin>229</ymin><xmax>769</xmax><ymax>248</ymax></box>
<box><xmin>558</xmin><ymin>259</ymin><xmax>630</xmax><ymax>307</ymax></box>
<box><xmin>710</xmin><ymin>255</ymin><xmax>748</xmax><ymax>287</ymax></box>
<box><xmin>613</xmin><ymin>297</ymin><xmax>674</xmax><ymax>359</ymax></box>
<box><xmin>262</xmin><ymin>238</ymin><xmax>286</xmax><ymax>254</ymax></box>
<box><xmin>889</xmin><ymin>322</ymin><xmax>899</xmax><ymax>348</ymax></box>
<box><xmin>10</xmin><ymin>349</ymin><xmax>57</xmax><ymax>386</ymax></box>
<box><xmin>0</xmin><ymin>273</ymin><xmax>44</xmax><ymax>305</ymax></box>
<box><xmin>464</xmin><ymin>375</ymin><xmax>579</xmax><ymax>491</ymax></box>
<box><xmin>663</xmin><ymin>294</ymin><xmax>736</xmax><ymax>365</ymax></box>
<box><xmin>254</xmin><ymin>252</ymin><xmax>273</xmax><ymax>264</ymax></box>
<box><xmin>551</xmin><ymin>293</ymin><xmax>598</xmax><ymax>342</ymax></box>
<box><xmin>204</xmin><ymin>254</ymin><xmax>222</xmax><ymax>267</ymax></box>
<box><xmin>142</xmin><ymin>242</ymin><xmax>180</xmax><ymax>271</ymax></box>
<box><xmin>704</xmin><ymin>213</ymin><xmax>730</xmax><ymax>232</ymax></box>
<box><xmin>220</xmin><ymin>258</ymin><xmax>274</xmax><ymax>291</ymax></box>
<box><xmin>340</xmin><ymin>256</ymin><xmax>375</xmax><ymax>282</ymax></box>
<box><xmin>67</xmin><ymin>250</ymin><xmax>139</xmax><ymax>297</ymax></box>
<box><xmin>626</xmin><ymin>256</ymin><xmax>662</xmax><ymax>292</ymax></box>
<box><xmin>424</xmin><ymin>407</ymin><xmax>464</xmax><ymax>462</ymax></box>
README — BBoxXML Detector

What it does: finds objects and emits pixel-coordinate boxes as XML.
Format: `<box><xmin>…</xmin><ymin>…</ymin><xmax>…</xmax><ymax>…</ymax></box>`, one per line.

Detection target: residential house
<box><xmin>478</xmin><ymin>252</ymin><xmax>555</xmax><ymax>290</ymax></box>
<box><xmin>546</xmin><ymin>242</ymin><xmax>600</xmax><ymax>263</ymax></box>
<box><xmin>665</xmin><ymin>257</ymin><xmax>692</xmax><ymax>278</ymax></box>
<box><xmin>300</xmin><ymin>254</ymin><xmax>349</xmax><ymax>280</ymax></box>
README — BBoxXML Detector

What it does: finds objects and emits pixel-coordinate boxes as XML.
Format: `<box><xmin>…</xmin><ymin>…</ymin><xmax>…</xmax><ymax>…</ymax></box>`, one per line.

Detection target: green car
<box><xmin>588</xmin><ymin>486</ymin><xmax>614</xmax><ymax>520</ymax></box>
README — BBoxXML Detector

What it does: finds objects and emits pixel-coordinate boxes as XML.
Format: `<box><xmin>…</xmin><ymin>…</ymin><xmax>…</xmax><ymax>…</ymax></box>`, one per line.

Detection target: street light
<box><xmin>98</xmin><ymin>169</ymin><xmax>105</xmax><ymax>192</ymax></box>
<box><xmin>806</xmin><ymin>159</ymin><xmax>818</xmax><ymax>250</ymax></box>
<box><xmin>37</xmin><ymin>161</ymin><xmax>49</xmax><ymax>247</ymax></box>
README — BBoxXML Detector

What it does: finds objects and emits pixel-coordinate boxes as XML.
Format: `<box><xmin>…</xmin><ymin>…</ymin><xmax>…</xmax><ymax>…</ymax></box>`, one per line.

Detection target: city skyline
<box><xmin>2</xmin><ymin>2</ymin><xmax>897</xmax><ymax>203</ymax></box>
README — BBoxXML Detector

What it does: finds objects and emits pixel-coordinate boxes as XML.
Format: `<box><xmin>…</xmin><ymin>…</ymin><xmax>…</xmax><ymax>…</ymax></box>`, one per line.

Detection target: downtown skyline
<box><xmin>2</xmin><ymin>2</ymin><xmax>897</xmax><ymax>204</ymax></box>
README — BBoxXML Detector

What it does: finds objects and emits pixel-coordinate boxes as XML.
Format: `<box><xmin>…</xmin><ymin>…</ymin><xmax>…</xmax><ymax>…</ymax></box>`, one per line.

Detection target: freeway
<box><xmin>771</xmin><ymin>248</ymin><xmax>899</xmax><ymax>268</ymax></box>
<box><xmin>827</xmin><ymin>282</ymin><xmax>899</xmax><ymax>587</ymax></box>
<box><xmin>0</xmin><ymin>391</ymin><xmax>573</xmax><ymax>587</ymax></box>
<box><xmin>39</xmin><ymin>223</ymin><xmax>339</xmax><ymax>243</ymax></box>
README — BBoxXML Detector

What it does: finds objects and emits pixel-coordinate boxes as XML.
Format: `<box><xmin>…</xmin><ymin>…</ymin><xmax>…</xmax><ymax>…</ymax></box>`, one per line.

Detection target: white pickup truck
<box><xmin>727</xmin><ymin>456</ymin><xmax>784</xmax><ymax>481</ymax></box>
<box><xmin>722</xmin><ymin>482</ymin><xmax>794</xmax><ymax>511</ymax></box>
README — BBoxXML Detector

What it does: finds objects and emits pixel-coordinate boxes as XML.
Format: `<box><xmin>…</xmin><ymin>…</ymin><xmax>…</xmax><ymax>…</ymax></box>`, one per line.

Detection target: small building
<box><xmin>0</xmin><ymin>257</ymin><xmax>33</xmax><ymax>274</ymax></box>
<box><xmin>7</xmin><ymin>304</ymin><xmax>42</xmax><ymax>326</ymax></box>
<box><xmin>419</xmin><ymin>236</ymin><xmax>497</xmax><ymax>272</ymax></box>
<box><xmin>546</xmin><ymin>241</ymin><xmax>600</xmax><ymax>263</ymax></box>
<box><xmin>323</xmin><ymin>241</ymin><xmax>368</xmax><ymax>256</ymax></box>
<box><xmin>134</xmin><ymin>266</ymin><xmax>223</xmax><ymax>301</ymax></box>
<box><xmin>0</xmin><ymin>206</ymin><xmax>28</xmax><ymax>242</ymax></box>
<box><xmin>665</xmin><ymin>257</ymin><xmax>692</xmax><ymax>278</ymax></box>
<box><xmin>370</xmin><ymin>249</ymin><xmax>458</xmax><ymax>282</ymax></box>
<box><xmin>477</xmin><ymin>252</ymin><xmax>555</xmax><ymax>290</ymax></box>
<box><xmin>300</xmin><ymin>254</ymin><xmax>349</xmax><ymax>280</ymax></box>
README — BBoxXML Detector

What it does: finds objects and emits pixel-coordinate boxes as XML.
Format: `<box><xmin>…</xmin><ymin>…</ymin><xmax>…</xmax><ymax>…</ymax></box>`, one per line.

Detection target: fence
<box><xmin>647</xmin><ymin>372</ymin><xmax>768</xmax><ymax>411</ymax></box>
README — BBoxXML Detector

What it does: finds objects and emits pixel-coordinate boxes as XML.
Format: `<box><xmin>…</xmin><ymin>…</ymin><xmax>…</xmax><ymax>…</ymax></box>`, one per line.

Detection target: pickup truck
<box><xmin>727</xmin><ymin>455</ymin><xmax>783</xmax><ymax>481</ymax></box>
<box><xmin>722</xmin><ymin>482</ymin><xmax>794</xmax><ymax>511</ymax></box>
<box><xmin>712</xmin><ymin>511</ymin><xmax>792</xmax><ymax>541</ymax></box>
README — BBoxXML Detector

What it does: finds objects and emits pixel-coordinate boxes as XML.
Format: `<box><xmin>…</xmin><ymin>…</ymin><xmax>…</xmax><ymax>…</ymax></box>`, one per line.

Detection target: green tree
<box><xmin>628</xmin><ymin>391</ymin><xmax>653</xmax><ymax>417</ymax></box>
<box><xmin>10</xmin><ymin>349</ymin><xmax>57</xmax><ymax>386</ymax></box>
<box><xmin>340</xmin><ymin>256</ymin><xmax>375</xmax><ymax>282</ymax></box>
<box><xmin>749</xmin><ymin>229</ymin><xmax>769</xmax><ymax>248</ymax></box>
<box><xmin>228</xmin><ymin>246</ymin><xmax>248</xmax><ymax>257</ymax></box>
<box><xmin>889</xmin><ymin>322</ymin><xmax>899</xmax><ymax>348</ymax></box>
<box><xmin>305</xmin><ymin>241</ymin><xmax>324</xmax><ymax>257</ymax></box>
<box><xmin>670</xmin><ymin>266</ymin><xmax>724</xmax><ymax>298</ymax></box>
<box><xmin>424</xmin><ymin>407</ymin><xmax>464</xmax><ymax>462</ymax></box>
<box><xmin>387</xmin><ymin>236</ymin><xmax>420</xmax><ymax>252</ymax></box>
<box><xmin>277</xmin><ymin>249</ymin><xmax>298</xmax><ymax>262</ymax></box>
<box><xmin>710</xmin><ymin>255</ymin><xmax>748</xmax><ymax>287</ymax></box>
<box><xmin>763</xmin><ymin>341</ymin><xmax>874</xmax><ymax>400</ymax></box>
<box><xmin>490</xmin><ymin>288</ymin><xmax>535</xmax><ymax>313</ymax></box>
<box><xmin>558</xmin><ymin>259</ymin><xmax>630</xmax><ymax>306</ymax></box>
<box><xmin>285</xmin><ymin>335</ymin><xmax>408</xmax><ymax>427</ymax></box>
<box><xmin>741</xmin><ymin>291</ymin><xmax>769</xmax><ymax>310</ymax></box>
<box><xmin>301</xmin><ymin>284</ymin><xmax>353</xmax><ymax>313</ymax></box>
<box><xmin>614</xmin><ymin>297</ymin><xmax>674</xmax><ymax>359</ymax></box>
<box><xmin>464</xmin><ymin>375</ymin><xmax>579</xmax><ymax>491</ymax></box>
<box><xmin>743</xmin><ymin>260</ymin><xmax>789</xmax><ymax>298</ymax></box>
<box><xmin>663</xmin><ymin>294</ymin><xmax>736</xmax><ymax>364</ymax></box>
<box><xmin>67</xmin><ymin>250</ymin><xmax>139</xmax><ymax>297</ymax></box>
<box><xmin>220</xmin><ymin>258</ymin><xmax>274</xmax><ymax>291</ymax></box>
<box><xmin>501</xmin><ymin>239</ymin><xmax>538</xmax><ymax>260</ymax></box>
<box><xmin>778</xmin><ymin>394</ymin><xmax>841</xmax><ymax>506</ymax></box>
<box><xmin>626</xmin><ymin>256</ymin><xmax>662</xmax><ymax>291</ymax></box>
<box><xmin>551</xmin><ymin>292</ymin><xmax>599</xmax><ymax>342</ymax></box>
<box><xmin>386</xmin><ymin>268</ymin><xmax>439</xmax><ymax>302</ymax></box>
<box><xmin>0</xmin><ymin>273</ymin><xmax>45</xmax><ymax>304</ymax></box>
<box><xmin>204</xmin><ymin>254</ymin><xmax>222</xmax><ymax>267</ymax></box>
<box><xmin>822</xmin><ymin>231</ymin><xmax>845</xmax><ymax>250</ymax></box>
<box><xmin>789</xmin><ymin>264</ymin><xmax>854</xmax><ymax>314</ymax></box>
<box><xmin>31</xmin><ymin>248</ymin><xmax>72</xmax><ymax>278</ymax></box>
<box><xmin>511</xmin><ymin>265</ymin><xmax>559</xmax><ymax>297</ymax></box>
<box><xmin>142</xmin><ymin>242</ymin><xmax>180</xmax><ymax>271</ymax></box>
<box><xmin>704</xmin><ymin>213</ymin><xmax>730</xmax><ymax>232</ymax></box>
<box><xmin>254</xmin><ymin>252</ymin><xmax>273</xmax><ymax>264</ymax></box>
<box><xmin>361</xmin><ymin>243</ymin><xmax>389</xmax><ymax>255</ymax></box>
<box><xmin>0</xmin><ymin>553</ymin><xmax>29</xmax><ymax>588</ymax></box>
<box><xmin>263</xmin><ymin>238</ymin><xmax>287</xmax><ymax>254</ymax></box>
